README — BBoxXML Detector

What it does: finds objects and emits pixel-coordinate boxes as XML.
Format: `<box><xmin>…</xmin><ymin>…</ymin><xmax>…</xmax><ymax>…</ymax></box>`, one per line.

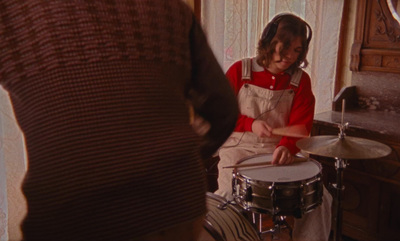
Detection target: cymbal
<box><xmin>296</xmin><ymin>135</ymin><xmax>392</xmax><ymax>159</ymax></box>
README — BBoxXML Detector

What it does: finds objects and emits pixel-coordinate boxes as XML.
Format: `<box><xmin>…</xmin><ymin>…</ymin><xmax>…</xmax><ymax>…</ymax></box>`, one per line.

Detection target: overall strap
<box><xmin>241</xmin><ymin>58</ymin><xmax>252</xmax><ymax>81</ymax></box>
<box><xmin>242</xmin><ymin>58</ymin><xmax>302</xmax><ymax>87</ymax></box>
<box><xmin>290</xmin><ymin>68</ymin><xmax>302</xmax><ymax>87</ymax></box>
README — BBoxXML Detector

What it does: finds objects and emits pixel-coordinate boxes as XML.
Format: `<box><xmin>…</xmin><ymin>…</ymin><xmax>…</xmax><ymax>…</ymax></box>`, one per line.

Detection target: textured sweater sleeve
<box><xmin>0</xmin><ymin>1</ymin><xmax>225</xmax><ymax>239</ymax></box>
<box><xmin>188</xmin><ymin>17</ymin><xmax>239</xmax><ymax>159</ymax></box>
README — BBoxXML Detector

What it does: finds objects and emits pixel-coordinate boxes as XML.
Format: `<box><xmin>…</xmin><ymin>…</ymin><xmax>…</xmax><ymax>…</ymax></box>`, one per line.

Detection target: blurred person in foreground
<box><xmin>0</xmin><ymin>0</ymin><xmax>238</xmax><ymax>240</ymax></box>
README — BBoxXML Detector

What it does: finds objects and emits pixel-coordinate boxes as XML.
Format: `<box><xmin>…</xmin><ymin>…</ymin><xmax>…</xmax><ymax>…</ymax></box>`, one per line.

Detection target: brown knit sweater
<box><xmin>0</xmin><ymin>0</ymin><xmax>238</xmax><ymax>240</ymax></box>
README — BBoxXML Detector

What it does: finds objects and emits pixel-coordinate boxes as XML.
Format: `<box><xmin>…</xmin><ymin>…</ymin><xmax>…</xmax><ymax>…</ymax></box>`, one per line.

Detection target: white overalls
<box><xmin>214</xmin><ymin>58</ymin><xmax>332</xmax><ymax>241</ymax></box>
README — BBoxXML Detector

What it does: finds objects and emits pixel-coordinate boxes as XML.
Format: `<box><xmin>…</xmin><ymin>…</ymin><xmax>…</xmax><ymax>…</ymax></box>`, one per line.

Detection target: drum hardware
<box><xmin>295</xmin><ymin>129</ymin><xmax>392</xmax><ymax>160</ymax></box>
<box><xmin>232</xmin><ymin>177</ymin><xmax>253</xmax><ymax>211</ymax></box>
<box><xmin>232</xmin><ymin>153</ymin><xmax>324</xmax><ymax>240</ymax></box>
<box><xmin>296</xmin><ymin>100</ymin><xmax>392</xmax><ymax>241</ymax></box>
<box><xmin>252</xmin><ymin>212</ymin><xmax>293</xmax><ymax>240</ymax></box>
<box><xmin>202</xmin><ymin>192</ymin><xmax>261</xmax><ymax>241</ymax></box>
<box><xmin>244</xmin><ymin>186</ymin><xmax>253</xmax><ymax>203</ymax></box>
<box><xmin>271</xmin><ymin>184</ymin><xmax>277</xmax><ymax>214</ymax></box>
<box><xmin>331</xmin><ymin>156</ymin><xmax>346</xmax><ymax>241</ymax></box>
<box><xmin>233</xmin><ymin>155</ymin><xmax>323</xmax><ymax>216</ymax></box>
<box><xmin>216</xmin><ymin>199</ymin><xmax>236</xmax><ymax>210</ymax></box>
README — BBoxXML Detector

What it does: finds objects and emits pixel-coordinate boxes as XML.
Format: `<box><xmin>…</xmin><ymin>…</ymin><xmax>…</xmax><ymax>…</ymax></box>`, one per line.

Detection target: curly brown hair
<box><xmin>256</xmin><ymin>13</ymin><xmax>312</xmax><ymax>73</ymax></box>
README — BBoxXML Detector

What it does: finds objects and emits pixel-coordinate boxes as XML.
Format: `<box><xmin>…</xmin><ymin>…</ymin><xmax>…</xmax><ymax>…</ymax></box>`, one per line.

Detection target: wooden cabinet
<box><xmin>311</xmin><ymin>110</ymin><xmax>400</xmax><ymax>241</ymax></box>
<box><xmin>351</xmin><ymin>0</ymin><xmax>400</xmax><ymax>74</ymax></box>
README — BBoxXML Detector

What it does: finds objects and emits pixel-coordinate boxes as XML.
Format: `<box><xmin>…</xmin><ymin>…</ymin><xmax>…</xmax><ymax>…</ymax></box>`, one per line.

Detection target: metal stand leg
<box><xmin>252</xmin><ymin>212</ymin><xmax>264</xmax><ymax>234</ymax></box>
<box><xmin>333</xmin><ymin>158</ymin><xmax>347</xmax><ymax>241</ymax></box>
<box><xmin>253</xmin><ymin>213</ymin><xmax>293</xmax><ymax>240</ymax></box>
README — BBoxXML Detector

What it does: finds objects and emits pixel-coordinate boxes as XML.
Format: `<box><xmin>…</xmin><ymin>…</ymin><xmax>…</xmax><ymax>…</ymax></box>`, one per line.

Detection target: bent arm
<box><xmin>188</xmin><ymin>16</ymin><xmax>239</xmax><ymax>159</ymax></box>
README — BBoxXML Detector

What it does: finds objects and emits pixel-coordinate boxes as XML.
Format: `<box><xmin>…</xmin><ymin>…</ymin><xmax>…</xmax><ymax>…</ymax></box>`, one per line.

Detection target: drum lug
<box><xmin>232</xmin><ymin>173</ymin><xmax>238</xmax><ymax>197</ymax></box>
<box><xmin>270</xmin><ymin>183</ymin><xmax>279</xmax><ymax>215</ymax></box>
<box><xmin>216</xmin><ymin>204</ymin><xmax>226</xmax><ymax>210</ymax></box>
<box><xmin>217</xmin><ymin>201</ymin><xmax>233</xmax><ymax>210</ymax></box>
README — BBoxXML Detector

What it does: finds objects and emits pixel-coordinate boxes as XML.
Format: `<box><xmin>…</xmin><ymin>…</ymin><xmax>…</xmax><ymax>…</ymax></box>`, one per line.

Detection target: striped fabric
<box><xmin>0</xmin><ymin>0</ymin><xmax>238</xmax><ymax>240</ymax></box>
<box><xmin>204</xmin><ymin>192</ymin><xmax>260</xmax><ymax>241</ymax></box>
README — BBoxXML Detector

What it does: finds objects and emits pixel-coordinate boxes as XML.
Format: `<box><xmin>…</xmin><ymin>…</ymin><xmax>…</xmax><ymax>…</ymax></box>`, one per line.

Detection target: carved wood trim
<box><xmin>350</xmin><ymin>0</ymin><xmax>367</xmax><ymax>72</ymax></box>
<box><xmin>376</xmin><ymin>0</ymin><xmax>400</xmax><ymax>42</ymax></box>
<box><xmin>360</xmin><ymin>48</ymin><xmax>400</xmax><ymax>72</ymax></box>
<box><xmin>350</xmin><ymin>0</ymin><xmax>400</xmax><ymax>73</ymax></box>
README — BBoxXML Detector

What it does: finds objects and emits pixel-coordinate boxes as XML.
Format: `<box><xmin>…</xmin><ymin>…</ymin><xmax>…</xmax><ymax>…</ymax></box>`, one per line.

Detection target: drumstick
<box><xmin>223</xmin><ymin>157</ymin><xmax>308</xmax><ymax>169</ymax></box>
<box><xmin>272</xmin><ymin>124</ymin><xmax>309</xmax><ymax>138</ymax></box>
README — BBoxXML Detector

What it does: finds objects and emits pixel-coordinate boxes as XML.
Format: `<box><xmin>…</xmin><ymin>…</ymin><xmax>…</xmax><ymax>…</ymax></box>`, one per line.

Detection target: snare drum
<box><xmin>199</xmin><ymin>192</ymin><xmax>260</xmax><ymax>241</ymax></box>
<box><xmin>233</xmin><ymin>154</ymin><xmax>323</xmax><ymax>218</ymax></box>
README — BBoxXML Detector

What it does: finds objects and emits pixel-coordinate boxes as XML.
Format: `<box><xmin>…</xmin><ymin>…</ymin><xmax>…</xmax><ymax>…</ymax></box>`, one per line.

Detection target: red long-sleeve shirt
<box><xmin>226</xmin><ymin>59</ymin><xmax>315</xmax><ymax>154</ymax></box>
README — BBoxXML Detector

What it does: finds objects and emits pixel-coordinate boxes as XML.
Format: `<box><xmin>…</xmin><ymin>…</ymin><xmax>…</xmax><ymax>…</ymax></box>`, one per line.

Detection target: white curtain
<box><xmin>0</xmin><ymin>108</ymin><xmax>7</xmax><ymax>241</ymax></box>
<box><xmin>0</xmin><ymin>87</ymin><xmax>27</xmax><ymax>241</ymax></box>
<box><xmin>201</xmin><ymin>0</ymin><xmax>344</xmax><ymax>114</ymax></box>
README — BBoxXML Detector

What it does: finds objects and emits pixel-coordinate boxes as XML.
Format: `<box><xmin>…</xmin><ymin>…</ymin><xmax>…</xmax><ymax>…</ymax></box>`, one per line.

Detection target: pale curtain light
<box><xmin>0</xmin><ymin>86</ymin><xmax>28</xmax><ymax>241</ymax></box>
<box><xmin>201</xmin><ymin>0</ymin><xmax>344</xmax><ymax>114</ymax></box>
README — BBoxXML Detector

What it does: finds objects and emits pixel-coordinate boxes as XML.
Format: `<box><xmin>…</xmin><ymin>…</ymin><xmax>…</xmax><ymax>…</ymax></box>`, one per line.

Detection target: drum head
<box><xmin>238</xmin><ymin>155</ymin><xmax>321</xmax><ymax>182</ymax></box>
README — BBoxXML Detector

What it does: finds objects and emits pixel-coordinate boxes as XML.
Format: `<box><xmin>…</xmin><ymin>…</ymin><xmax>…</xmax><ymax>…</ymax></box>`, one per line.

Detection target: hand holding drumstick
<box><xmin>250</xmin><ymin>123</ymin><xmax>309</xmax><ymax>165</ymax></box>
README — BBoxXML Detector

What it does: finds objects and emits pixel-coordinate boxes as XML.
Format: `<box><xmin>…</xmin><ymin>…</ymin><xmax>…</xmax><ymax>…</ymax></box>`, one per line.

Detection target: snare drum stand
<box><xmin>253</xmin><ymin>213</ymin><xmax>292</xmax><ymax>240</ymax></box>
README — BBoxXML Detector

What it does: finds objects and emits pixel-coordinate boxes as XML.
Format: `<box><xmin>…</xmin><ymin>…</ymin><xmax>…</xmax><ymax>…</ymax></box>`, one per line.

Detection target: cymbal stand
<box><xmin>332</xmin><ymin>118</ymin><xmax>349</xmax><ymax>241</ymax></box>
<box><xmin>332</xmin><ymin>156</ymin><xmax>347</xmax><ymax>241</ymax></box>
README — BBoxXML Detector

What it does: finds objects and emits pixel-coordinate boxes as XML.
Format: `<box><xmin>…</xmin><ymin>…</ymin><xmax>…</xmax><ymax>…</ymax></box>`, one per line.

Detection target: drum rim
<box><xmin>235</xmin><ymin>157</ymin><xmax>322</xmax><ymax>183</ymax></box>
<box><xmin>236</xmin><ymin>153</ymin><xmax>321</xmax><ymax>166</ymax></box>
<box><xmin>205</xmin><ymin>192</ymin><xmax>244</xmax><ymax>215</ymax></box>
<box><xmin>236</xmin><ymin>153</ymin><xmax>274</xmax><ymax>165</ymax></box>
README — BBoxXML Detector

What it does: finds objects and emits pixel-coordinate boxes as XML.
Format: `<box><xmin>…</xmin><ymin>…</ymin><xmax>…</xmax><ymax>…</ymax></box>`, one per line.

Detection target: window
<box><xmin>200</xmin><ymin>0</ymin><xmax>345</xmax><ymax>114</ymax></box>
